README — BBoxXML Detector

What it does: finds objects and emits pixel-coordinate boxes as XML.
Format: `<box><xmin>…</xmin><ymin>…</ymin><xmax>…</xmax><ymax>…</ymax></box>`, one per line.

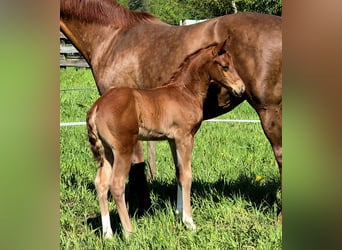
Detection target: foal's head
<box><xmin>209</xmin><ymin>42</ymin><xmax>245</xmax><ymax>97</ymax></box>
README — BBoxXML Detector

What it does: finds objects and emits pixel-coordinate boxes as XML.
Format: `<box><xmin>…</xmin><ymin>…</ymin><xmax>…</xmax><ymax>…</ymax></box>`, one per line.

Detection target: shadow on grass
<box><xmin>84</xmin><ymin>174</ymin><xmax>280</xmax><ymax>238</ymax></box>
<box><xmin>150</xmin><ymin>174</ymin><xmax>280</xmax><ymax>212</ymax></box>
<box><xmin>84</xmin><ymin>182</ymin><xmax>152</xmax><ymax>239</ymax></box>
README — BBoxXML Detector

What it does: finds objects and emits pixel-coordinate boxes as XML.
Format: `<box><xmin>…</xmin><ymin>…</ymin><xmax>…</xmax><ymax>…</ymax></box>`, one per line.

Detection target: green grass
<box><xmin>60</xmin><ymin>68</ymin><xmax>281</xmax><ymax>249</ymax></box>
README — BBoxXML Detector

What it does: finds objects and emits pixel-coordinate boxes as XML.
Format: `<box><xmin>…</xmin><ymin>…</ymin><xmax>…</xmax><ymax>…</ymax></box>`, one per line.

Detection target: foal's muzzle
<box><xmin>232</xmin><ymin>81</ymin><xmax>245</xmax><ymax>97</ymax></box>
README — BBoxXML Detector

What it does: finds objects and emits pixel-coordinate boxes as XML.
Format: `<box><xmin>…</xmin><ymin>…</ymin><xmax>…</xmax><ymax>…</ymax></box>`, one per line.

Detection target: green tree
<box><xmin>146</xmin><ymin>0</ymin><xmax>238</xmax><ymax>24</ymax></box>
<box><xmin>117</xmin><ymin>0</ymin><xmax>282</xmax><ymax>25</ymax></box>
<box><xmin>185</xmin><ymin>0</ymin><xmax>237</xmax><ymax>19</ymax></box>
<box><xmin>117</xmin><ymin>0</ymin><xmax>130</xmax><ymax>8</ymax></box>
<box><xmin>146</xmin><ymin>0</ymin><xmax>187</xmax><ymax>25</ymax></box>
<box><xmin>129</xmin><ymin>0</ymin><xmax>148</xmax><ymax>11</ymax></box>
<box><xmin>235</xmin><ymin>0</ymin><xmax>282</xmax><ymax>15</ymax></box>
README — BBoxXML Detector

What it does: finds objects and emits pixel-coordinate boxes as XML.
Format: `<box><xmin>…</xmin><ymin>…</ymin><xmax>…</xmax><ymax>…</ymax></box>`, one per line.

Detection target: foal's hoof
<box><xmin>183</xmin><ymin>215</ymin><xmax>196</xmax><ymax>231</ymax></box>
<box><xmin>175</xmin><ymin>210</ymin><xmax>196</xmax><ymax>230</ymax></box>
<box><xmin>123</xmin><ymin>230</ymin><xmax>133</xmax><ymax>240</ymax></box>
<box><xmin>103</xmin><ymin>231</ymin><xmax>113</xmax><ymax>240</ymax></box>
<box><xmin>184</xmin><ymin>220</ymin><xmax>196</xmax><ymax>231</ymax></box>
<box><xmin>277</xmin><ymin>211</ymin><xmax>282</xmax><ymax>224</ymax></box>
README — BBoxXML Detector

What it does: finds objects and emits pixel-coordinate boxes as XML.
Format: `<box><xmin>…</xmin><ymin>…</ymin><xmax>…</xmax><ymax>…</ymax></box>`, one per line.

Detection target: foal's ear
<box><xmin>214</xmin><ymin>40</ymin><xmax>227</xmax><ymax>56</ymax></box>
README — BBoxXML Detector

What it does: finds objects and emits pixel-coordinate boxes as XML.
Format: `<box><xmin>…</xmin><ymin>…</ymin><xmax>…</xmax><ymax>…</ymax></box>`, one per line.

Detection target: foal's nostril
<box><xmin>232</xmin><ymin>88</ymin><xmax>239</xmax><ymax>97</ymax></box>
<box><xmin>241</xmin><ymin>85</ymin><xmax>245</xmax><ymax>93</ymax></box>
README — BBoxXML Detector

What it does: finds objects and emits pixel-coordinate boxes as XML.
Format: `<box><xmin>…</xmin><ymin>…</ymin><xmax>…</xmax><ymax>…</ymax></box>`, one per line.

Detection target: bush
<box><xmin>234</xmin><ymin>0</ymin><xmax>282</xmax><ymax>15</ymax></box>
<box><xmin>146</xmin><ymin>0</ymin><xmax>187</xmax><ymax>25</ymax></box>
<box><xmin>117</xmin><ymin>0</ymin><xmax>282</xmax><ymax>25</ymax></box>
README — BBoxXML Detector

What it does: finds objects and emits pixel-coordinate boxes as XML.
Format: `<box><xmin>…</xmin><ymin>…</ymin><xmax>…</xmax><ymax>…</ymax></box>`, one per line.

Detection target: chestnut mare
<box><xmin>60</xmin><ymin>0</ymin><xmax>282</xmax><ymax>218</ymax></box>
<box><xmin>86</xmin><ymin>42</ymin><xmax>245</xmax><ymax>237</ymax></box>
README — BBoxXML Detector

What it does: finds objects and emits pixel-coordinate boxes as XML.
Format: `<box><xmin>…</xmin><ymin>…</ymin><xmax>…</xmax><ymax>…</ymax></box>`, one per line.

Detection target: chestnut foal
<box><xmin>86</xmin><ymin>41</ymin><xmax>245</xmax><ymax>238</ymax></box>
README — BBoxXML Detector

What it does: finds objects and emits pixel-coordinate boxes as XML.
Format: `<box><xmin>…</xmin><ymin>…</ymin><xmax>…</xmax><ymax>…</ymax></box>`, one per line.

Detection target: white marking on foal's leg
<box><xmin>101</xmin><ymin>213</ymin><xmax>113</xmax><ymax>239</ymax></box>
<box><xmin>183</xmin><ymin>212</ymin><xmax>196</xmax><ymax>231</ymax></box>
<box><xmin>175</xmin><ymin>184</ymin><xmax>196</xmax><ymax>230</ymax></box>
<box><xmin>175</xmin><ymin>183</ymin><xmax>183</xmax><ymax>216</ymax></box>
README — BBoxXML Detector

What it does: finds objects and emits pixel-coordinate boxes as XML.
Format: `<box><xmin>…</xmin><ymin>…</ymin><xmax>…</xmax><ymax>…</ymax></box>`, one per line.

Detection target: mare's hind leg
<box><xmin>110</xmin><ymin>149</ymin><xmax>134</xmax><ymax>237</ymax></box>
<box><xmin>257</xmin><ymin>104</ymin><xmax>282</xmax><ymax>215</ymax></box>
<box><xmin>94</xmin><ymin>158</ymin><xmax>113</xmax><ymax>239</ymax></box>
<box><xmin>169</xmin><ymin>137</ymin><xmax>196</xmax><ymax>230</ymax></box>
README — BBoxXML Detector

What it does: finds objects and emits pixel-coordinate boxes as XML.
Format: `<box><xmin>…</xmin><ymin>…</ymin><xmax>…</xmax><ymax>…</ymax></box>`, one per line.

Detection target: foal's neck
<box><xmin>170</xmin><ymin>53</ymin><xmax>212</xmax><ymax>107</ymax></box>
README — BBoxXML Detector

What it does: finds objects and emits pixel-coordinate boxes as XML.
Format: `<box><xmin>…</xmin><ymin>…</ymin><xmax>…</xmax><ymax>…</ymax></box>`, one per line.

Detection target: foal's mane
<box><xmin>164</xmin><ymin>43</ymin><xmax>218</xmax><ymax>86</ymax></box>
<box><xmin>60</xmin><ymin>0</ymin><xmax>159</xmax><ymax>27</ymax></box>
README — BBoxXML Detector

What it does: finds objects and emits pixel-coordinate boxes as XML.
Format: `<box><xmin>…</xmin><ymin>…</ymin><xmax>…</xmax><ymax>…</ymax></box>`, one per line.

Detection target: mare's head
<box><xmin>208</xmin><ymin>41</ymin><xmax>245</xmax><ymax>97</ymax></box>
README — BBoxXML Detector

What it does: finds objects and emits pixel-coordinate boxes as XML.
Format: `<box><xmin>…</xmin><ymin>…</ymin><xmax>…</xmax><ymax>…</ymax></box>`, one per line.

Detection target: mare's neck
<box><xmin>60</xmin><ymin>19</ymin><xmax>118</xmax><ymax>66</ymax></box>
<box><xmin>60</xmin><ymin>0</ymin><xmax>164</xmax><ymax>68</ymax></box>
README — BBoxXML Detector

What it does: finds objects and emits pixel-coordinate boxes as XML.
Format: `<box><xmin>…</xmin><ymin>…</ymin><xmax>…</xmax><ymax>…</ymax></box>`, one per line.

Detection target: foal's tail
<box><xmin>86</xmin><ymin>104</ymin><xmax>104</xmax><ymax>167</ymax></box>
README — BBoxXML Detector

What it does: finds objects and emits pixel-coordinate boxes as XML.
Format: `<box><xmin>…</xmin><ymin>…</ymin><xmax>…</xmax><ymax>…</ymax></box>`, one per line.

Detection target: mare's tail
<box><xmin>86</xmin><ymin>104</ymin><xmax>104</xmax><ymax>167</ymax></box>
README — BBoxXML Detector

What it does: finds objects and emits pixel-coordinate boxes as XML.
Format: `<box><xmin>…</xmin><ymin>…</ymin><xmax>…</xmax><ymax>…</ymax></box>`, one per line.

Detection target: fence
<box><xmin>60</xmin><ymin>119</ymin><xmax>260</xmax><ymax>127</ymax></box>
<box><xmin>60</xmin><ymin>85</ymin><xmax>260</xmax><ymax>127</ymax></box>
<box><xmin>60</xmin><ymin>32</ymin><xmax>89</xmax><ymax>68</ymax></box>
<box><xmin>60</xmin><ymin>84</ymin><xmax>260</xmax><ymax>126</ymax></box>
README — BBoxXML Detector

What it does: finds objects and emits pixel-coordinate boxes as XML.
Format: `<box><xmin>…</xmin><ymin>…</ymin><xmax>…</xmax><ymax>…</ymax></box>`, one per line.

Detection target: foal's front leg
<box><xmin>169</xmin><ymin>137</ymin><xmax>196</xmax><ymax>230</ymax></box>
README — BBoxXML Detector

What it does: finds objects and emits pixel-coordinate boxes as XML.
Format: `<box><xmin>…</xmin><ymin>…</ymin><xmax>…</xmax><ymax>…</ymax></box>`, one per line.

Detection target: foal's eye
<box><xmin>222</xmin><ymin>66</ymin><xmax>229</xmax><ymax>71</ymax></box>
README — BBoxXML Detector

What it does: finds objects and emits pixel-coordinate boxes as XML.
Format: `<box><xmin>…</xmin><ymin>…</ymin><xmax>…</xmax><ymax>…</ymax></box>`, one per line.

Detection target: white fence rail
<box><xmin>60</xmin><ymin>88</ymin><xmax>260</xmax><ymax>127</ymax></box>
<box><xmin>60</xmin><ymin>119</ymin><xmax>260</xmax><ymax>127</ymax></box>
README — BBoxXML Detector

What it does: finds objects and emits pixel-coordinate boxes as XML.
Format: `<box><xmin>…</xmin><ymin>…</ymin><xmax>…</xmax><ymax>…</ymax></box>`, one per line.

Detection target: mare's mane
<box><xmin>60</xmin><ymin>0</ymin><xmax>159</xmax><ymax>27</ymax></box>
<box><xmin>164</xmin><ymin>43</ymin><xmax>218</xmax><ymax>86</ymax></box>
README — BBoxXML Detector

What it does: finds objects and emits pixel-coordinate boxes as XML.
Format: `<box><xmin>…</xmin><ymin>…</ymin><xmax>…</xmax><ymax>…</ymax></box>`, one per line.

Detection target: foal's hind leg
<box><xmin>94</xmin><ymin>159</ymin><xmax>113</xmax><ymax>239</ymax></box>
<box><xmin>110</xmin><ymin>149</ymin><xmax>134</xmax><ymax>237</ymax></box>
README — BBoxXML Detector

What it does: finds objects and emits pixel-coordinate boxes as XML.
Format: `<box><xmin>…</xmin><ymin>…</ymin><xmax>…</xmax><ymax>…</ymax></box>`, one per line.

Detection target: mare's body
<box><xmin>60</xmin><ymin>0</ymin><xmax>282</xmax><ymax>216</ymax></box>
<box><xmin>86</xmin><ymin>44</ymin><xmax>245</xmax><ymax>237</ymax></box>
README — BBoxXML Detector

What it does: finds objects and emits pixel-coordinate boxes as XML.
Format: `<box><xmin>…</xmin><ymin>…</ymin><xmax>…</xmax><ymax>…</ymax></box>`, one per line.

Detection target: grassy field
<box><xmin>60</xmin><ymin>68</ymin><xmax>281</xmax><ymax>249</ymax></box>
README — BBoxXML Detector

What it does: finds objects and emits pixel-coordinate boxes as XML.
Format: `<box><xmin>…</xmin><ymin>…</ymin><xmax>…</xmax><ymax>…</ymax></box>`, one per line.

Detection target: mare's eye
<box><xmin>222</xmin><ymin>66</ymin><xmax>229</xmax><ymax>72</ymax></box>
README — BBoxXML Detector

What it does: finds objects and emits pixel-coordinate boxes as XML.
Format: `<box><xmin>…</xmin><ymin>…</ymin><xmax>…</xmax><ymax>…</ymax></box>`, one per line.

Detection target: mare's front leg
<box><xmin>257</xmin><ymin>104</ymin><xmax>282</xmax><ymax>217</ymax></box>
<box><xmin>169</xmin><ymin>136</ymin><xmax>196</xmax><ymax>230</ymax></box>
<box><xmin>94</xmin><ymin>158</ymin><xmax>113</xmax><ymax>239</ymax></box>
<box><xmin>147</xmin><ymin>141</ymin><xmax>157</xmax><ymax>180</ymax></box>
